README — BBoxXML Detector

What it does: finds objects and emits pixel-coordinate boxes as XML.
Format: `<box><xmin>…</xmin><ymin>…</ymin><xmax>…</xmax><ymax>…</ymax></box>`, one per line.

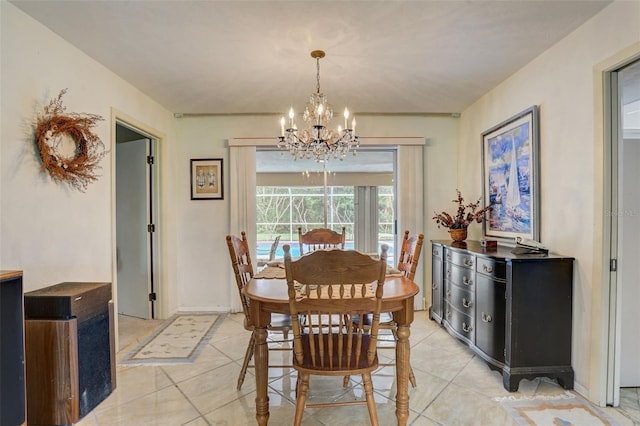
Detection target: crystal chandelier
<box><xmin>277</xmin><ymin>50</ymin><xmax>359</xmax><ymax>162</ymax></box>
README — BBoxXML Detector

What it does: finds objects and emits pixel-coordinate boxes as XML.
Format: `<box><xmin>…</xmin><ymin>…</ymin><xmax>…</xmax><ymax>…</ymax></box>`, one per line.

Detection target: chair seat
<box><xmin>294</xmin><ymin>333</ymin><xmax>378</xmax><ymax>375</ymax></box>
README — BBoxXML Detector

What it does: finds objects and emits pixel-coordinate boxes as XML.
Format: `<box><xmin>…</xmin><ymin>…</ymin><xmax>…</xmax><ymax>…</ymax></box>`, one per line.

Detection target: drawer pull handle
<box><xmin>481</xmin><ymin>312</ymin><xmax>493</xmax><ymax>323</ymax></box>
<box><xmin>446</xmin><ymin>289</ymin><xmax>452</xmax><ymax>297</ymax></box>
<box><xmin>462</xmin><ymin>298</ymin><xmax>472</xmax><ymax>308</ymax></box>
<box><xmin>462</xmin><ymin>276</ymin><xmax>473</xmax><ymax>286</ymax></box>
<box><xmin>432</xmin><ymin>283</ymin><xmax>438</xmax><ymax>290</ymax></box>
<box><xmin>446</xmin><ymin>253</ymin><xmax>452</xmax><ymax>260</ymax></box>
<box><xmin>483</xmin><ymin>264</ymin><xmax>493</xmax><ymax>273</ymax></box>
<box><xmin>463</xmin><ymin>258</ymin><xmax>474</xmax><ymax>266</ymax></box>
<box><xmin>433</xmin><ymin>249</ymin><xmax>438</xmax><ymax>256</ymax></box>
<box><xmin>446</xmin><ymin>310</ymin><xmax>451</xmax><ymax>320</ymax></box>
<box><xmin>462</xmin><ymin>322</ymin><xmax>473</xmax><ymax>333</ymax></box>
<box><xmin>447</xmin><ymin>269</ymin><xmax>451</xmax><ymax>277</ymax></box>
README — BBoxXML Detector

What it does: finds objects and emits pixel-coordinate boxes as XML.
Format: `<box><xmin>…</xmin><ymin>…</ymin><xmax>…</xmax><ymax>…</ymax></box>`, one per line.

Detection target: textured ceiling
<box><xmin>11</xmin><ymin>0</ymin><xmax>612</xmax><ymax>115</ymax></box>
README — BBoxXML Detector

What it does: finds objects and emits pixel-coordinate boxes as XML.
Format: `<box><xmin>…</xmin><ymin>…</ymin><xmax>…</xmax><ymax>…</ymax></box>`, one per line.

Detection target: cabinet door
<box><xmin>506</xmin><ymin>259</ymin><xmax>573</xmax><ymax>368</ymax></box>
<box><xmin>475</xmin><ymin>274</ymin><xmax>506</xmax><ymax>363</ymax></box>
<box><xmin>431</xmin><ymin>245</ymin><xmax>443</xmax><ymax>322</ymax></box>
<box><xmin>25</xmin><ymin>318</ymin><xmax>80</xmax><ymax>425</ymax></box>
<box><xmin>1</xmin><ymin>275</ymin><xmax>26</xmax><ymax>426</ymax></box>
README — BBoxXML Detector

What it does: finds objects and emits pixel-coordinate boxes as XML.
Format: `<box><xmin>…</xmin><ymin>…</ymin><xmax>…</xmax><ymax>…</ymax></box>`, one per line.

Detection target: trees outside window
<box><xmin>256</xmin><ymin>185</ymin><xmax>394</xmax><ymax>263</ymax></box>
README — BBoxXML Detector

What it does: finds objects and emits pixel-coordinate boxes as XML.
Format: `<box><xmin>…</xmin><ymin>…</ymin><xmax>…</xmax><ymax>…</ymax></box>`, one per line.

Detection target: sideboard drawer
<box><xmin>476</xmin><ymin>257</ymin><xmax>506</xmax><ymax>279</ymax></box>
<box><xmin>444</xmin><ymin>302</ymin><xmax>474</xmax><ymax>343</ymax></box>
<box><xmin>445</xmin><ymin>249</ymin><xmax>475</xmax><ymax>269</ymax></box>
<box><xmin>449</xmin><ymin>283</ymin><xmax>474</xmax><ymax>316</ymax></box>
<box><xmin>446</xmin><ymin>263</ymin><xmax>475</xmax><ymax>288</ymax></box>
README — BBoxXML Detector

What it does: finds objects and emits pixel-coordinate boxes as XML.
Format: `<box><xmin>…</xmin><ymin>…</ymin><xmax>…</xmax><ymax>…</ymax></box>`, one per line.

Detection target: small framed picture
<box><xmin>482</xmin><ymin>106</ymin><xmax>539</xmax><ymax>241</ymax></box>
<box><xmin>190</xmin><ymin>158</ymin><xmax>223</xmax><ymax>200</ymax></box>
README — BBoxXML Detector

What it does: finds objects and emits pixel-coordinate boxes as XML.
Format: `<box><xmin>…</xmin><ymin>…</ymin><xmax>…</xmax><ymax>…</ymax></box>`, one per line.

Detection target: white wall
<box><xmin>0</xmin><ymin>4</ymin><xmax>177</xmax><ymax>317</ymax></box>
<box><xmin>174</xmin><ymin>114</ymin><xmax>459</xmax><ymax>311</ymax></box>
<box><xmin>457</xmin><ymin>0</ymin><xmax>640</xmax><ymax>403</ymax></box>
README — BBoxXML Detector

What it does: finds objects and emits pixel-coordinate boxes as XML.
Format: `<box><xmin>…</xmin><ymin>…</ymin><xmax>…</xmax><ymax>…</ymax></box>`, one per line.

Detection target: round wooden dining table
<box><xmin>243</xmin><ymin>271</ymin><xmax>419</xmax><ymax>425</ymax></box>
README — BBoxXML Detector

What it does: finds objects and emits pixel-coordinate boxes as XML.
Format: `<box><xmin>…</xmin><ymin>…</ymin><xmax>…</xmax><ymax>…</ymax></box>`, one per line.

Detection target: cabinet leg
<box><xmin>502</xmin><ymin>369</ymin><xmax>574</xmax><ymax>392</ymax></box>
<box><xmin>556</xmin><ymin>371</ymin><xmax>575</xmax><ymax>390</ymax></box>
<box><xmin>503</xmin><ymin>372</ymin><xmax>520</xmax><ymax>392</ymax></box>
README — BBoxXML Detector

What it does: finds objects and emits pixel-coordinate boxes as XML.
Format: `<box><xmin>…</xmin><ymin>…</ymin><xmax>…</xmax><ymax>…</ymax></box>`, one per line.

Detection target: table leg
<box><xmin>254</xmin><ymin>326</ymin><xmax>269</xmax><ymax>425</ymax></box>
<box><xmin>395</xmin><ymin>323</ymin><xmax>410</xmax><ymax>426</ymax></box>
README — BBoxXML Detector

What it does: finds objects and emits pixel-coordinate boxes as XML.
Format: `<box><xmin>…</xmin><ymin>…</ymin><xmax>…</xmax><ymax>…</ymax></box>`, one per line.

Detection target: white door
<box><xmin>116</xmin><ymin>137</ymin><xmax>152</xmax><ymax>319</ymax></box>
<box><xmin>618</xmin><ymin>59</ymin><xmax>640</xmax><ymax>387</ymax></box>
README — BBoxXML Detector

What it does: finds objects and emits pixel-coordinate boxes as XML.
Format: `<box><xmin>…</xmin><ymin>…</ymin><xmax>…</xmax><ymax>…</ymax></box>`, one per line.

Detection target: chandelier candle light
<box><xmin>277</xmin><ymin>50</ymin><xmax>360</xmax><ymax>163</ymax></box>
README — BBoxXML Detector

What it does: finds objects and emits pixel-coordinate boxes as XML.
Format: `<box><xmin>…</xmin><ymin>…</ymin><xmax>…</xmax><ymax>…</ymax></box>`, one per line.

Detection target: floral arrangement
<box><xmin>433</xmin><ymin>189</ymin><xmax>492</xmax><ymax>229</ymax></box>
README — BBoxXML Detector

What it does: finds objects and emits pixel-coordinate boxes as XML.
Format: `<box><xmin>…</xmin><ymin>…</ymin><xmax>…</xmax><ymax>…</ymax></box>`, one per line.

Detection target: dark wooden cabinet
<box><xmin>431</xmin><ymin>240</ymin><xmax>575</xmax><ymax>392</ymax></box>
<box><xmin>1</xmin><ymin>270</ymin><xmax>26</xmax><ymax>426</ymax></box>
<box><xmin>24</xmin><ymin>282</ymin><xmax>115</xmax><ymax>425</ymax></box>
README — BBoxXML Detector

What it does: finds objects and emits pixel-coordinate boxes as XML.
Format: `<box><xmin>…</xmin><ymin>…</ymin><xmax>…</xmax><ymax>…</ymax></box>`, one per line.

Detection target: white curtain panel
<box><xmin>397</xmin><ymin>145</ymin><xmax>425</xmax><ymax>310</ymax></box>
<box><xmin>229</xmin><ymin>145</ymin><xmax>257</xmax><ymax>313</ymax></box>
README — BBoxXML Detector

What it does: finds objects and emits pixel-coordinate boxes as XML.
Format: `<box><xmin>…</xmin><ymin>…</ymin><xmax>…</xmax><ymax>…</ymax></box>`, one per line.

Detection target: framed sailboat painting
<box><xmin>481</xmin><ymin>106</ymin><xmax>540</xmax><ymax>242</ymax></box>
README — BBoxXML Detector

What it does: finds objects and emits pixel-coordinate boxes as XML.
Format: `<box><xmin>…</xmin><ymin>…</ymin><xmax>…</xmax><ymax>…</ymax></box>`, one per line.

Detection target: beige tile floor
<box><xmin>75</xmin><ymin>311</ymin><xmax>640</xmax><ymax>426</ymax></box>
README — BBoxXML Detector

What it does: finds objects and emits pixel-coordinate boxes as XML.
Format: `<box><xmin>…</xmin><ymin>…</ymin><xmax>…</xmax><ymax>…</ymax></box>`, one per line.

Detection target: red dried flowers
<box><xmin>433</xmin><ymin>189</ymin><xmax>492</xmax><ymax>229</ymax></box>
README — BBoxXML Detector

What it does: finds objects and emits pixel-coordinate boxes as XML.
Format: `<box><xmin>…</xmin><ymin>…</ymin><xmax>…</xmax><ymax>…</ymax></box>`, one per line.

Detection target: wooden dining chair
<box><xmin>226</xmin><ymin>232</ymin><xmax>292</xmax><ymax>390</ymax></box>
<box><xmin>298</xmin><ymin>227</ymin><xmax>346</xmax><ymax>255</ymax></box>
<box><xmin>381</xmin><ymin>230</ymin><xmax>423</xmax><ymax>387</ymax></box>
<box><xmin>396</xmin><ymin>230</ymin><xmax>425</xmax><ymax>282</ymax></box>
<box><xmin>346</xmin><ymin>230</ymin><xmax>424</xmax><ymax>389</ymax></box>
<box><xmin>283</xmin><ymin>244</ymin><xmax>388</xmax><ymax>426</ymax></box>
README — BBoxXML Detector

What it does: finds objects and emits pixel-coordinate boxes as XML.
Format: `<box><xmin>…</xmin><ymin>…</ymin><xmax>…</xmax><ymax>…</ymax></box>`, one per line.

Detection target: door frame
<box><xmin>601</xmin><ymin>49</ymin><xmax>640</xmax><ymax>407</ymax></box>
<box><xmin>110</xmin><ymin>108</ymin><xmax>165</xmax><ymax>349</ymax></box>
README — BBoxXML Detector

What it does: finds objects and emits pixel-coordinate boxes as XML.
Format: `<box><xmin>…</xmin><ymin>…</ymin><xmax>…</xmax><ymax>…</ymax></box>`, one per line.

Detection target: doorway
<box><xmin>607</xmin><ymin>57</ymin><xmax>640</xmax><ymax>410</ymax></box>
<box><xmin>115</xmin><ymin>122</ymin><xmax>159</xmax><ymax>319</ymax></box>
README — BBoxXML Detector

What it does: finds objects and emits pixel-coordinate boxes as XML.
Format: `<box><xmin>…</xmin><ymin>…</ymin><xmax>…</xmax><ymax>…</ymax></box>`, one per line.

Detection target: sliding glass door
<box><xmin>256</xmin><ymin>148</ymin><xmax>396</xmax><ymax>262</ymax></box>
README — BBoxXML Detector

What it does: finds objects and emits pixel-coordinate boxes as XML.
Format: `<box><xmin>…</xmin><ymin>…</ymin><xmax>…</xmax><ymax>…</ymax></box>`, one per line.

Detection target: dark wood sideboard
<box><xmin>0</xmin><ymin>270</ymin><xmax>27</xmax><ymax>426</ymax></box>
<box><xmin>430</xmin><ymin>240</ymin><xmax>575</xmax><ymax>391</ymax></box>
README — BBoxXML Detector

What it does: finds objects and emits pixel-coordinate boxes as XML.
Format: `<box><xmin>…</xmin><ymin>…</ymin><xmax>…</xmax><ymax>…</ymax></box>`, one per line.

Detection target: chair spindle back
<box><xmin>396</xmin><ymin>230</ymin><xmax>424</xmax><ymax>281</ymax></box>
<box><xmin>226</xmin><ymin>232</ymin><xmax>254</xmax><ymax>324</ymax></box>
<box><xmin>298</xmin><ymin>227</ymin><xmax>346</xmax><ymax>255</ymax></box>
<box><xmin>283</xmin><ymin>245</ymin><xmax>388</xmax><ymax>370</ymax></box>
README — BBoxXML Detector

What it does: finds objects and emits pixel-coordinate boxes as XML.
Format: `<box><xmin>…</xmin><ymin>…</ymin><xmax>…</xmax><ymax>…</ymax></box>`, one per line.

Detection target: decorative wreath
<box><xmin>35</xmin><ymin>89</ymin><xmax>107</xmax><ymax>192</ymax></box>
